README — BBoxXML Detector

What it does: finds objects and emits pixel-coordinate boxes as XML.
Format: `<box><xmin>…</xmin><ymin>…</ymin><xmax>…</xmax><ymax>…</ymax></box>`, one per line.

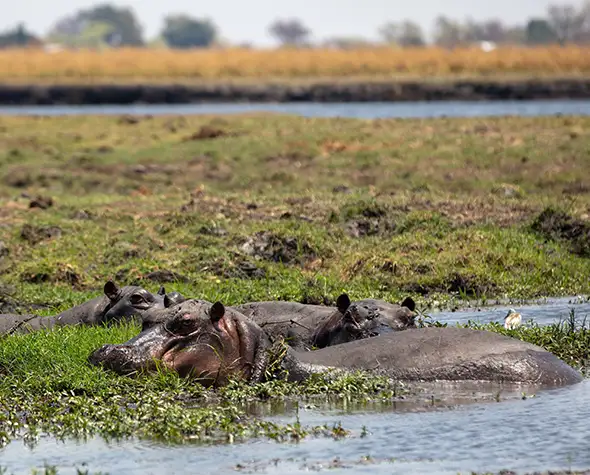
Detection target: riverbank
<box><xmin>1</xmin><ymin>114</ymin><xmax>589</xmax><ymax>311</ymax></box>
<box><xmin>2</xmin><ymin>78</ymin><xmax>590</xmax><ymax>105</ymax></box>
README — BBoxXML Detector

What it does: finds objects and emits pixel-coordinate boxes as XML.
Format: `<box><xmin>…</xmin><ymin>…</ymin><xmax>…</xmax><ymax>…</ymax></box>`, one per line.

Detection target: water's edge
<box><xmin>2</xmin><ymin>79</ymin><xmax>590</xmax><ymax>106</ymax></box>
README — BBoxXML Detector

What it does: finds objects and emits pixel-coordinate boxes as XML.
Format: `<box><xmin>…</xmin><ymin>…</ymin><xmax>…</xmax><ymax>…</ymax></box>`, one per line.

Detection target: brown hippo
<box><xmin>0</xmin><ymin>280</ymin><xmax>186</xmax><ymax>336</ymax></box>
<box><xmin>88</xmin><ymin>299</ymin><xmax>583</xmax><ymax>389</ymax></box>
<box><xmin>141</xmin><ymin>293</ymin><xmax>417</xmax><ymax>351</ymax></box>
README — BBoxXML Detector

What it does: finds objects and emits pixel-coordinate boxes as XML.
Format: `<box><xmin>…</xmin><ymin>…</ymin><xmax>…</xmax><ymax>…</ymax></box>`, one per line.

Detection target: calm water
<box><xmin>1</xmin><ymin>99</ymin><xmax>590</xmax><ymax>119</ymax></box>
<box><xmin>431</xmin><ymin>296</ymin><xmax>590</xmax><ymax>327</ymax></box>
<box><xmin>2</xmin><ymin>380</ymin><xmax>590</xmax><ymax>475</ymax></box>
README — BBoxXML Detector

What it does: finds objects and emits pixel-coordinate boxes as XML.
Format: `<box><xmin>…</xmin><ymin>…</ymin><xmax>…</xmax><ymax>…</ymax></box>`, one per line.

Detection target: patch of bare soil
<box><xmin>240</xmin><ymin>231</ymin><xmax>318</xmax><ymax>266</ymax></box>
<box><xmin>531</xmin><ymin>207</ymin><xmax>590</xmax><ymax>257</ymax></box>
<box><xmin>29</xmin><ymin>195</ymin><xmax>53</xmax><ymax>210</ymax></box>
<box><xmin>20</xmin><ymin>263</ymin><xmax>83</xmax><ymax>289</ymax></box>
<box><xmin>183</xmin><ymin>126</ymin><xmax>228</xmax><ymax>141</ymax></box>
<box><xmin>20</xmin><ymin>224</ymin><xmax>62</xmax><ymax>245</ymax></box>
<box><xmin>402</xmin><ymin>272</ymin><xmax>498</xmax><ymax>297</ymax></box>
<box><xmin>205</xmin><ymin>256</ymin><xmax>267</xmax><ymax>279</ymax></box>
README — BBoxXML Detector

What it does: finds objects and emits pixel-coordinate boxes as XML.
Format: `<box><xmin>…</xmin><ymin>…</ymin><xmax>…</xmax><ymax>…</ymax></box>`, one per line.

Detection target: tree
<box><xmin>526</xmin><ymin>19</ymin><xmax>558</xmax><ymax>44</ymax></box>
<box><xmin>268</xmin><ymin>18</ymin><xmax>311</xmax><ymax>46</ymax></box>
<box><xmin>433</xmin><ymin>16</ymin><xmax>463</xmax><ymax>48</ymax></box>
<box><xmin>547</xmin><ymin>3</ymin><xmax>586</xmax><ymax>44</ymax></box>
<box><xmin>0</xmin><ymin>24</ymin><xmax>40</xmax><ymax>48</ymax></box>
<box><xmin>379</xmin><ymin>21</ymin><xmax>425</xmax><ymax>47</ymax></box>
<box><xmin>160</xmin><ymin>14</ymin><xmax>217</xmax><ymax>49</ymax></box>
<box><xmin>47</xmin><ymin>3</ymin><xmax>144</xmax><ymax>47</ymax></box>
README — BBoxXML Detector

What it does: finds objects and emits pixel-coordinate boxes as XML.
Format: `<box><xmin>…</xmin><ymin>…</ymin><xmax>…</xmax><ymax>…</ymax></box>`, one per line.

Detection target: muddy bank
<box><xmin>2</xmin><ymin>79</ymin><xmax>590</xmax><ymax>105</ymax></box>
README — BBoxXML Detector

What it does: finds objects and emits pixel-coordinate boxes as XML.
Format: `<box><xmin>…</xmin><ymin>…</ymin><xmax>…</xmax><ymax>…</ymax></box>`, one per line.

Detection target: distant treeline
<box><xmin>1</xmin><ymin>1</ymin><xmax>590</xmax><ymax>50</ymax></box>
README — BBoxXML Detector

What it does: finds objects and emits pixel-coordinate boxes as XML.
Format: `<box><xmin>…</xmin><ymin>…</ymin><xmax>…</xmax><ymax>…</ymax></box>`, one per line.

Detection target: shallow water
<box><xmin>1</xmin><ymin>299</ymin><xmax>589</xmax><ymax>474</ymax></box>
<box><xmin>430</xmin><ymin>296</ymin><xmax>590</xmax><ymax>328</ymax></box>
<box><xmin>2</xmin><ymin>380</ymin><xmax>589</xmax><ymax>474</ymax></box>
<box><xmin>1</xmin><ymin>98</ymin><xmax>590</xmax><ymax>119</ymax></box>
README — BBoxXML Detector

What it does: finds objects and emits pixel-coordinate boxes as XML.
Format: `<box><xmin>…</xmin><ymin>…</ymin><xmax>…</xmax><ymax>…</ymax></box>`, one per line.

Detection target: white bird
<box><xmin>504</xmin><ymin>308</ymin><xmax>522</xmax><ymax>329</ymax></box>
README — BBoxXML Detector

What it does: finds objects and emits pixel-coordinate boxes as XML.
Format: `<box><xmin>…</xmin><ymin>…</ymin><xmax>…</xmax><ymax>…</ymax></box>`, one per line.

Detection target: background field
<box><xmin>0</xmin><ymin>113</ymin><xmax>589</xmax><ymax>315</ymax></box>
<box><xmin>2</xmin><ymin>46</ymin><xmax>590</xmax><ymax>83</ymax></box>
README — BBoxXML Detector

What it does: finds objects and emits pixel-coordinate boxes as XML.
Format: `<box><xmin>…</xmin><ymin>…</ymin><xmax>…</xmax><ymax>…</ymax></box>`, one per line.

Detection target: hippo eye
<box><xmin>130</xmin><ymin>294</ymin><xmax>147</xmax><ymax>306</ymax></box>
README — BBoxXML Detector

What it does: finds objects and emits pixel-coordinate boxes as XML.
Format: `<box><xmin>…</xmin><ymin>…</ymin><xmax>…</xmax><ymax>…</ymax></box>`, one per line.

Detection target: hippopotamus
<box><xmin>0</xmin><ymin>280</ymin><xmax>186</xmax><ymax>336</ymax></box>
<box><xmin>141</xmin><ymin>293</ymin><xmax>417</xmax><ymax>350</ymax></box>
<box><xmin>88</xmin><ymin>299</ymin><xmax>583</xmax><ymax>389</ymax></box>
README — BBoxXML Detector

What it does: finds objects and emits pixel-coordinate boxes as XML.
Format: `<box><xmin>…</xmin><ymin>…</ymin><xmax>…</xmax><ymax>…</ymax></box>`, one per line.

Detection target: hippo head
<box><xmin>310</xmin><ymin>294</ymin><xmax>416</xmax><ymax>348</ymax></box>
<box><xmin>89</xmin><ymin>299</ymin><xmax>270</xmax><ymax>387</ymax></box>
<box><xmin>102</xmin><ymin>281</ymin><xmax>187</xmax><ymax>325</ymax></box>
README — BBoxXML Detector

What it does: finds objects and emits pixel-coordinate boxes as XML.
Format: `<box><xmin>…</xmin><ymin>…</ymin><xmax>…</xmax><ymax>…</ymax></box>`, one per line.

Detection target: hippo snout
<box><xmin>88</xmin><ymin>344</ymin><xmax>140</xmax><ymax>375</ymax></box>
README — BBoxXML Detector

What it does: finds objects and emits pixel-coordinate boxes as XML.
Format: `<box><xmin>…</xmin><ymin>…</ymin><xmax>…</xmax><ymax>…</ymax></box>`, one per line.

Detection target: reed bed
<box><xmin>1</xmin><ymin>45</ymin><xmax>590</xmax><ymax>83</ymax></box>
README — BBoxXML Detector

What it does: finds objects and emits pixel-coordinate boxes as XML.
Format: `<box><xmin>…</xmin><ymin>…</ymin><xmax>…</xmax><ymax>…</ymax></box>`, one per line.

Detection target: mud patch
<box><xmin>402</xmin><ymin>272</ymin><xmax>498</xmax><ymax>297</ymax></box>
<box><xmin>206</xmin><ymin>257</ymin><xmax>267</xmax><ymax>279</ymax></box>
<box><xmin>183</xmin><ymin>126</ymin><xmax>227</xmax><ymax>141</ymax></box>
<box><xmin>20</xmin><ymin>263</ymin><xmax>83</xmax><ymax>289</ymax></box>
<box><xmin>531</xmin><ymin>207</ymin><xmax>590</xmax><ymax>257</ymax></box>
<box><xmin>240</xmin><ymin>231</ymin><xmax>317</xmax><ymax>265</ymax></box>
<box><xmin>29</xmin><ymin>195</ymin><xmax>54</xmax><ymax>210</ymax></box>
<box><xmin>20</xmin><ymin>224</ymin><xmax>62</xmax><ymax>245</ymax></box>
<box><xmin>332</xmin><ymin>200</ymin><xmax>398</xmax><ymax>238</ymax></box>
<box><xmin>71</xmin><ymin>209</ymin><xmax>93</xmax><ymax>220</ymax></box>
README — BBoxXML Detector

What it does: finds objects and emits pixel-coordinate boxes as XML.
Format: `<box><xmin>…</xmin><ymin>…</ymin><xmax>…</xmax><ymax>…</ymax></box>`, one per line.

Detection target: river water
<box><xmin>1</xmin><ymin>98</ymin><xmax>590</xmax><ymax>119</ymax></box>
<box><xmin>431</xmin><ymin>296</ymin><xmax>590</xmax><ymax>328</ymax></box>
<box><xmin>2</xmin><ymin>379</ymin><xmax>590</xmax><ymax>475</ymax></box>
<box><xmin>1</xmin><ymin>100</ymin><xmax>590</xmax><ymax>474</ymax></box>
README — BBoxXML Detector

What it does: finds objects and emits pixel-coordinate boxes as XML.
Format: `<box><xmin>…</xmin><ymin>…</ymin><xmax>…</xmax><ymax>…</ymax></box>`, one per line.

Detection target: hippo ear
<box><xmin>210</xmin><ymin>301</ymin><xmax>225</xmax><ymax>323</ymax></box>
<box><xmin>104</xmin><ymin>281</ymin><xmax>119</xmax><ymax>301</ymax></box>
<box><xmin>157</xmin><ymin>286</ymin><xmax>166</xmax><ymax>296</ymax></box>
<box><xmin>401</xmin><ymin>297</ymin><xmax>416</xmax><ymax>312</ymax></box>
<box><xmin>164</xmin><ymin>294</ymin><xmax>173</xmax><ymax>308</ymax></box>
<box><xmin>336</xmin><ymin>293</ymin><xmax>351</xmax><ymax>313</ymax></box>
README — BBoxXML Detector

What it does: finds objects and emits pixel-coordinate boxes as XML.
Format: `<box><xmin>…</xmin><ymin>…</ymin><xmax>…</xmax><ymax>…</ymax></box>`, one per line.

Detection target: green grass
<box><xmin>0</xmin><ymin>114</ymin><xmax>590</xmax><ymax>447</ymax></box>
<box><xmin>0</xmin><ymin>322</ymin><xmax>411</xmax><ymax>447</ymax></box>
<box><xmin>0</xmin><ymin>114</ymin><xmax>589</xmax><ymax>314</ymax></box>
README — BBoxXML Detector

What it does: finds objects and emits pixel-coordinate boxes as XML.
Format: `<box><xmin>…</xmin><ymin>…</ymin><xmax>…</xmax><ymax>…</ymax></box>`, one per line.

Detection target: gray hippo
<box><xmin>88</xmin><ymin>299</ymin><xmax>583</xmax><ymax>389</ymax></box>
<box><xmin>141</xmin><ymin>293</ymin><xmax>417</xmax><ymax>350</ymax></box>
<box><xmin>0</xmin><ymin>280</ymin><xmax>186</xmax><ymax>335</ymax></box>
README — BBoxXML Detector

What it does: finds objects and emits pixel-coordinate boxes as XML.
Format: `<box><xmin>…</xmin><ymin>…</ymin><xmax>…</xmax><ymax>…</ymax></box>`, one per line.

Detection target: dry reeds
<box><xmin>1</xmin><ymin>45</ymin><xmax>590</xmax><ymax>83</ymax></box>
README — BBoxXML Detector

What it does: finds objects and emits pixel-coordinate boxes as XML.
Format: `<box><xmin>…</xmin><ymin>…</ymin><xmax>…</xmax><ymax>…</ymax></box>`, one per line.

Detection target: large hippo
<box><xmin>0</xmin><ymin>280</ymin><xmax>186</xmax><ymax>336</ymax></box>
<box><xmin>89</xmin><ymin>299</ymin><xmax>583</xmax><ymax>389</ymax></box>
<box><xmin>141</xmin><ymin>293</ymin><xmax>417</xmax><ymax>350</ymax></box>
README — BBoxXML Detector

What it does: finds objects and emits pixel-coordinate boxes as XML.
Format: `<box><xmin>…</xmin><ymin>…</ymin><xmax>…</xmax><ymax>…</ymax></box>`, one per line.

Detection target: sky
<box><xmin>0</xmin><ymin>0</ymin><xmax>584</xmax><ymax>46</ymax></box>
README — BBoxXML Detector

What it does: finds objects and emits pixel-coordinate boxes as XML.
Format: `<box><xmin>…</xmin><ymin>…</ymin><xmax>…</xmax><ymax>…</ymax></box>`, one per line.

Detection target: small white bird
<box><xmin>504</xmin><ymin>308</ymin><xmax>522</xmax><ymax>329</ymax></box>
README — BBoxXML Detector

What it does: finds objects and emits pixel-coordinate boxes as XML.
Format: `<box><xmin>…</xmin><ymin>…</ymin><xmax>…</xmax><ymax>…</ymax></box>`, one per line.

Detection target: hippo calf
<box><xmin>89</xmin><ymin>299</ymin><xmax>583</xmax><ymax>389</ymax></box>
<box><xmin>0</xmin><ymin>280</ymin><xmax>186</xmax><ymax>335</ymax></box>
<box><xmin>142</xmin><ymin>293</ymin><xmax>417</xmax><ymax>350</ymax></box>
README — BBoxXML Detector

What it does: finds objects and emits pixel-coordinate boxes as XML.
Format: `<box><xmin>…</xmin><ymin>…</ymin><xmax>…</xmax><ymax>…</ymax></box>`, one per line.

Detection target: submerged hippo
<box><xmin>89</xmin><ymin>299</ymin><xmax>583</xmax><ymax>389</ymax></box>
<box><xmin>141</xmin><ymin>293</ymin><xmax>417</xmax><ymax>350</ymax></box>
<box><xmin>0</xmin><ymin>280</ymin><xmax>186</xmax><ymax>335</ymax></box>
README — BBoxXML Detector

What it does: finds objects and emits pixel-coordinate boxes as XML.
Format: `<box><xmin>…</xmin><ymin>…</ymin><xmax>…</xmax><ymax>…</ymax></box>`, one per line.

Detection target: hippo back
<box><xmin>294</xmin><ymin>327</ymin><xmax>583</xmax><ymax>387</ymax></box>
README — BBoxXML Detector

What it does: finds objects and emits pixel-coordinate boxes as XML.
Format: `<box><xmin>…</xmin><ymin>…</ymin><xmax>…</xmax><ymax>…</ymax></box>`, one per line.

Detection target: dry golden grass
<box><xmin>1</xmin><ymin>45</ymin><xmax>590</xmax><ymax>83</ymax></box>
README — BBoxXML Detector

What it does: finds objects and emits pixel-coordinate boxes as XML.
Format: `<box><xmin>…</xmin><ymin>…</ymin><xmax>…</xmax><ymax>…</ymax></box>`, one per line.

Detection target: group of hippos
<box><xmin>0</xmin><ymin>280</ymin><xmax>584</xmax><ymax>390</ymax></box>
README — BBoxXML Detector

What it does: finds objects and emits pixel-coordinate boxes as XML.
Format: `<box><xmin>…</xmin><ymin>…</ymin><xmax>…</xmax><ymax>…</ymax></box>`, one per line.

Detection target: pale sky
<box><xmin>1</xmin><ymin>0</ymin><xmax>582</xmax><ymax>46</ymax></box>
